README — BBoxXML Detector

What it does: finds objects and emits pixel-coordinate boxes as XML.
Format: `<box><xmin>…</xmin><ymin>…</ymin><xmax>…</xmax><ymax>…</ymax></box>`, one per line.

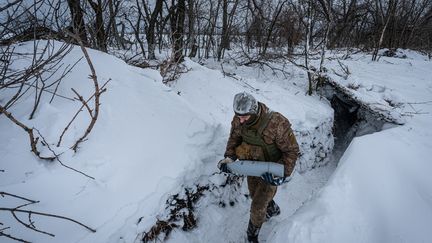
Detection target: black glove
<box><xmin>219</xmin><ymin>163</ymin><xmax>231</xmax><ymax>173</ymax></box>
<box><xmin>261</xmin><ymin>172</ymin><xmax>286</xmax><ymax>186</ymax></box>
<box><xmin>217</xmin><ymin>157</ymin><xmax>234</xmax><ymax>173</ymax></box>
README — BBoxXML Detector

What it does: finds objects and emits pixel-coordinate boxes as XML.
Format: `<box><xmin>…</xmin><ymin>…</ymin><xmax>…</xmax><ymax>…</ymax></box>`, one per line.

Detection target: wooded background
<box><xmin>1</xmin><ymin>0</ymin><xmax>431</xmax><ymax>63</ymax></box>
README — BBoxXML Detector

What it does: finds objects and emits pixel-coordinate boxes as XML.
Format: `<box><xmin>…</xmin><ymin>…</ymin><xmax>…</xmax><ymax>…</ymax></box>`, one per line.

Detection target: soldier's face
<box><xmin>237</xmin><ymin>115</ymin><xmax>251</xmax><ymax>124</ymax></box>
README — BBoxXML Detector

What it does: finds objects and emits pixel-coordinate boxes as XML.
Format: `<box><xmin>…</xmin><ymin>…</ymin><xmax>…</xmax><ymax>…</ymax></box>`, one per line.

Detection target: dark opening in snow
<box><xmin>324</xmin><ymin>85</ymin><xmax>388</xmax><ymax>162</ymax></box>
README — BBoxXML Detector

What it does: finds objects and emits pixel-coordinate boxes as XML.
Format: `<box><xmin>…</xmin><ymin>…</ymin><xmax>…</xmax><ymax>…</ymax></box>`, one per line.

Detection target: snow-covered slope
<box><xmin>0</xmin><ymin>41</ymin><xmax>218</xmax><ymax>243</ymax></box>
<box><xmin>0</xmin><ymin>42</ymin><xmax>334</xmax><ymax>243</ymax></box>
<box><xmin>269</xmin><ymin>50</ymin><xmax>432</xmax><ymax>243</ymax></box>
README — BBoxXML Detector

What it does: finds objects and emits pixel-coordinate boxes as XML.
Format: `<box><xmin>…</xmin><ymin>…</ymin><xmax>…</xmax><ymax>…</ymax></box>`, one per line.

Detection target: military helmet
<box><xmin>233</xmin><ymin>92</ymin><xmax>259</xmax><ymax>115</ymax></box>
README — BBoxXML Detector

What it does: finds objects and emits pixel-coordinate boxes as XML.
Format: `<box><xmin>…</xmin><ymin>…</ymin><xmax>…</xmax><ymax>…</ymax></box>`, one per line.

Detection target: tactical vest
<box><xmin>241</xmin><ymin>111</ymin><xmax>282</xmax><ymax>162</ymax></box>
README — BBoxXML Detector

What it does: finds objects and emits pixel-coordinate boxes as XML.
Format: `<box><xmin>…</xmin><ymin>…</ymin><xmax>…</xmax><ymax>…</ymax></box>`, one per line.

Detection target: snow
<box><xmin>268</xmin><ymin>50</ymin><xmax>432</xmax><ymax>243</ymax></box>
<box><xmin>1</xmin><ymin>42</ymin><xmax>431</xmax><ymax>243</ymax></box>
<box><xmin>1</xmin><ymin>41</ymin><xmax>214</xmax><ymax>242</ymax></box>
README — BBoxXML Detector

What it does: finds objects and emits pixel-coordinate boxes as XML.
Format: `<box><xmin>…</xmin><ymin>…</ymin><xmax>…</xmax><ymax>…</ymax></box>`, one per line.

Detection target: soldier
<box><xmin>218</xmin><ymin>92</ymin><xmax>299</xmax><ymax>243</ymax></box>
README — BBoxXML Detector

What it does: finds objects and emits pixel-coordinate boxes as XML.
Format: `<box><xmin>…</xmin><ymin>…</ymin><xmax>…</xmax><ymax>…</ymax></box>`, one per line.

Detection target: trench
<box><xmin>257</xmin><ymin>85</ymin><xmax>397</xmax><ymax>241</ymax></box>
<box><xmin>323</xmin><ymin>84</ymin><xmax>390</xmax><ymax>163</ymax></box>
<box><xmin>137</xmin><ymin>83</ymin><xmax>396</xmax><ymax>243</ymax></box>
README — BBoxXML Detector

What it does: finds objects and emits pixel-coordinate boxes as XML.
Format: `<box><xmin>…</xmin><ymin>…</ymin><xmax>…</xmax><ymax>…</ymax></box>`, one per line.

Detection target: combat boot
<box><xmin>265</xmin><ymin>200</ymin><xmax>280</xmax><ymax>220</ymax></box>
<box><xmin>247</xmin><ymin>220</ymin><xmax>260</xmax><ymax>243</ymax></box>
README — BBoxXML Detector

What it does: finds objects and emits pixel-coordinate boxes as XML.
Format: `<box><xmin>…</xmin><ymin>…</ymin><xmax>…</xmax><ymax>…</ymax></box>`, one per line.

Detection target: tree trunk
<box><xmin>67</xmin><ymin>0</ymin><xmax>88</xmax><ymax>45</ymax></box>
<box><xmin>261</xmin><ymin>0</ymin><xmax>286</xmax><ymax>56</ymax></box>
<box><xmin>205</xmin><ymin>0</ymin><xmax>220</xmax><ymax>58</ymax></box>
<box><xmin>372</xmin><ymin>0</ymin><xmax>396</xmax><ymax>61</ymax></box>
<box><xmin>318</xmin><ymin>0</ymin><xmax>333</xmax><ymax>77</ymax></box>
<box><xmin>187</xmin><ymin>0</ymin><xmax>198</xmax><ymax>58</ymax></box>
<box><xmin>305</xmin><ymin>0</ymin><xmax>313</xmax><ymax>95</ymax></box>
<box><xmin>145</xmin><ymin>0</ymin><xmax>163</xmax><ymax>59</ymax></box>
<box><xmin>217</xmin><ymin>0</ymin><xmax>229</xmax><ymax>60</ymax></box>
<box><xmin>107</xmin><ymin>0</ymin><xmax>124</xmax><ymax>49</ymax></box>
<box><xmin>88</xmin><ymin>0</ymin><xmax>107</xmax><ymax>52</ymax></box>
<box><xmin>170</xmin><ymin>0</ymin><xmax>186</xmax><ymax>63</ymax></box>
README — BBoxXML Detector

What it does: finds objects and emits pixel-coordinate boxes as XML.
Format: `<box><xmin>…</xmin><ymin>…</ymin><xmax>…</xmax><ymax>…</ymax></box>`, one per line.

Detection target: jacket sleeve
<box><xmin>224</xmin><ymin>116</ymin><xmax>242</xmax><ymax>159</ymax></box>
<box><xmin>274</xmin><ymin>115</ymin><xmax>299</xmax><ymax>177</ymax></box>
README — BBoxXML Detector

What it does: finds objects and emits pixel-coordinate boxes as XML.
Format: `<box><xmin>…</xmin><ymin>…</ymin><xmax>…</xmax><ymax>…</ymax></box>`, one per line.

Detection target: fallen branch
<box><xmin>34</xmin><ymin>129</ymin><xmax>95</xmax><ymax>180</ymax></box>
<box><xmin>0</xmin><ymin>208</ymin><xmax>96</xmax><ymax>233</ymax></box>
<box><xmin>0</xmin><ymin>104</ymin><xmax>55</xmax><ymax>160</ymax></box>
<box><xmin>0</xmin><ymin>106</ymin><xmax>94</xmax><ymax>179</ymax></box>
<box><xmin>0</xmin><ymin>231</ymin><xmax>29</xmax><ymax>243</ymax></box>
<box><xmin>0</xmin><ymin>192</ymin><xmax>39</xmax><ymax>204</ymax></box>
<box><xmin>0</xmin><ymin>192</ymin><xmax>96</xmax><ymax>242</ymax></box>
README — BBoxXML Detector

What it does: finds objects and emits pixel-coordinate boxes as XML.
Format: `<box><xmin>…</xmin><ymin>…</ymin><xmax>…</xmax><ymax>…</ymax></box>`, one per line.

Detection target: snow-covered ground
<box><xmin>1</xmin><ymin>42</ymin><xmax>431</xmax><ymax>243</ymax></box>
<box><xmin>269</xmin><ymin>50</ymin><xmax>432</xmax><ymax>243</ymax></box>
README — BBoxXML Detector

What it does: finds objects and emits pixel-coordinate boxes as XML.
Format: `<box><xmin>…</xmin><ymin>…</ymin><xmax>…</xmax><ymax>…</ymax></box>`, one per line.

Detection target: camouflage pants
<box><xmin>247</xmin><ymin>176</ymin><xmax>277</xmax><ymax>227</ymax></box>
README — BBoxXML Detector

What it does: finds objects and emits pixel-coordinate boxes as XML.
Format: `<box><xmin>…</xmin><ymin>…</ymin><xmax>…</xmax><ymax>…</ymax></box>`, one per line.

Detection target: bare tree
<box><xmin>87</xmin><ymin>0</ymin><xmax>107</xmax><ymax>51</ymax></box>
<box><xmin>204</xmin><ymin>0</ymin><xmax>221</xmax><ymax>58</ymax></box>
<box><xmin>66</xmin><ymin>0</ymin><xmax>88</xmax><ymax>45</ymax></box>
<box><xmin>317</xmin><ymin>0</ymin><xmax>334</xmax><ymax>89</ymax></box>
<box><xmin>372</xmin><ymin>0</ymin><xmax>398</xmax><ymax>61</ymax></box>
<box><xmin>187</xmin><ymin>0</ymin><xmax>198</xmax><ymax>57</ymax></box>
<box><xmin>139</xmin><ymin>0</ymin><xmax>164</xmax><ymax>59</ymax></box>
<box><xmin>217</xmin><ymin>0</ymin><xmax>239</xmax><ymax>60</ymax></box>
<box><xmin>170</xmin><ymin>0</ymin><xmax>186</xmax><ymax>63</ymax></box>
<box><xmin>304</xmin><ymin>0</ymin><xmax>314</xmax><ymax>95</ymax></box>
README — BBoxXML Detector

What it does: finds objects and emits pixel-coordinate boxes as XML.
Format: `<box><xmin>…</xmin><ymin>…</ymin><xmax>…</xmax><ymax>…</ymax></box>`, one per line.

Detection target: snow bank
<box><xmin>0</xmin><ymin>41</ymin><xmax>214</xmax><ymax>243</ymax></box>
<box><xmin>269</xmin><ymin>50</ymin><xmax>432</xmax><ymax>243</ymax></box>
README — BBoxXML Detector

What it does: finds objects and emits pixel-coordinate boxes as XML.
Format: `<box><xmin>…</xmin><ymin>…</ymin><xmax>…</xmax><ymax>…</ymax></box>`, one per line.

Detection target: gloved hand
<box><xmin>261</xmin><ymin>172</ymin><xmax>286</xmax><ymax>186</ymax></box>
<box><xmin>217</xmin><ymin>157</ymin><xmax>234</xmax><ymax>173</ymax></box>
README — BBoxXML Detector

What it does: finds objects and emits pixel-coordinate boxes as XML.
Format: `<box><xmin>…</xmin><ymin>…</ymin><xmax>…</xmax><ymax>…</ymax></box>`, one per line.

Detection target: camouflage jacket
<box><xmin>224</xmin><ymin>102</ymin><xmax>299</xmax><ymax>177</ymax></box>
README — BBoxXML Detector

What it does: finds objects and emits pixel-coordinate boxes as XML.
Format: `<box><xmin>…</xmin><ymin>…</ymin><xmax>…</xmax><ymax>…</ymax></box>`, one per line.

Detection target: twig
<box><xmin>11</xmin><ymin>210</ymin><xmax>55</xmax><ymax>237</ymax></box>
<box><xmin>23</xmin><ymin>82</ymin><xmax>75</xmax><ymax>102</ymax></box>
<box><xmin>0</xmin><ymin>192</ymin><xmax>39</xmax><ymax>203</ymax></box>
<box><xmin>34</xmin><ymin>129</ymin><xmax>95</xmax><ymax>180</ymax></box>
<box><xmin>56</xmin><ymin>79</ymin><xmax>110</xmax><ymax>147</ymax></box>
<box><xmin>49</xmin><ymin>57</ymin><xmax>83</xmax><ymax>103</ymax></box>
<box><xmin>0</xmin><ymin>207</ymin><xmax>96</xmax><ymax>233</ymax></box>
<box><xmin>0</xmin><ymin>0</ymin><xmax>22</xmax><ymax>12</ymax></box>
<box><xmin>0</xmin><ymin>231</ymin><xmax>29</xmax><ymax>243</ymax></box>
<box><xmin>337</xmin><ymin>59</ymin><xmax>350</xmax><ymax>76</ymax></box>
<box><xmin>406</xmin><ymin>101</ymin><xmax>432</xmax><ymax>105</ymax></box>
<box><xmin>29</xmin><ymin>74</ymin><xmax>45</xmax><ymax>120</ymax></box>
<box><xmin>1</xmin><ymin>191</ymin><xmax>95</xmax><ymax>241</ymax></box>
<box><xmin>71</xmin><ymin>88</ymin><xmax>93</xmax><ymax>115</ymax></box>
<box><xmin>0</xmin><ymin>105</ymin><xmax>55</xmax><ymax>160</ymax></box>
